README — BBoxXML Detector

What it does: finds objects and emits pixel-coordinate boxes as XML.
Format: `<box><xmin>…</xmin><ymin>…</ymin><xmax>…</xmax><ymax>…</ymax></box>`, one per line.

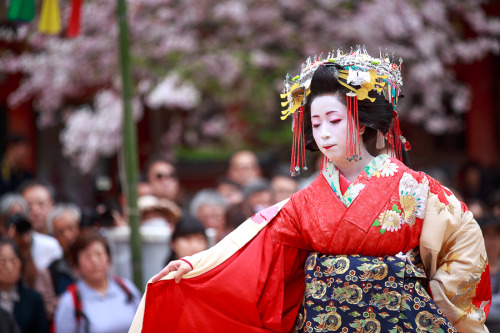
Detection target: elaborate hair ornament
<box><xmin>281</xmin><ymin>46</ymin><xmax>409</xmax><ymax>175</ymax></box>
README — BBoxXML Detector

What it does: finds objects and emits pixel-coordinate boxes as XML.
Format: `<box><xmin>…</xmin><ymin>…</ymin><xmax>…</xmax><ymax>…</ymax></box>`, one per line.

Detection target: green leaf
<box><xmin>349</xmin><ymin>311</ymin><xmax>361</xmax><ymax>317</ymax></box>
<box><xmin>372</xmin><ymin>219</ymin><xmax>380</xmax><ymax>227</ymax></box>
<box><xmin>380</xmin><ymin>229</ymin><xmax>386</xmax><ymax>234</ymax></box>
<box><xmin>392</xmin><ymin>204</ymin><xmax>399</xmax><ymax>211</ymax></box>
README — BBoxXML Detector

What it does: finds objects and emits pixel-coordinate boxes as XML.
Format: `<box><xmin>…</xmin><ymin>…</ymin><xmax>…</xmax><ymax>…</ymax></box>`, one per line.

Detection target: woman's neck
<box><xmin>85</xmin><ymin>276</ymin><xmax>109</xmax><ymax>295</ymax></box>
<box><xmin>335</xmin><ymin>151</ymin><xmax>375</xmax><ymax>182</ymax></box>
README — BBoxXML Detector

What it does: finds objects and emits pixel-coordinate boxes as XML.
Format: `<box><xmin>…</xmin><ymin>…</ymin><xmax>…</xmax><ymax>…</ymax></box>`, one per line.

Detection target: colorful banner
<box><xmin>7</xmin><ymin>0</ymin><xmax>35</xmax><ymax>22</ymax></box>
<box><xmin>67</xmin><ymin>0</ymin><xmax>83</xmax><ymax>38</ymax></box>
<box><xmin>38</xmin><ymin>0</ymin><xmax>61</xmax><ymax>35</ymax></box>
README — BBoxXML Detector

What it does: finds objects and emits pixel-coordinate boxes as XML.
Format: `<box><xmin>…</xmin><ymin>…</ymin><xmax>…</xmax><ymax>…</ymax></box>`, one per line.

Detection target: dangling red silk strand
<box><xmin>390</xmin><ymin>111</ymin><xmax>403</xmax><ymax>162</ymax></box>
<box><xmin>346</xmin><ymin>92</ymin><xmax>361</xmax><ymax>162</ymax></box>
<box><xmin>290</xmin><ymin>106</ymin><xmax>306</xmax><ymax>176</ymax></box>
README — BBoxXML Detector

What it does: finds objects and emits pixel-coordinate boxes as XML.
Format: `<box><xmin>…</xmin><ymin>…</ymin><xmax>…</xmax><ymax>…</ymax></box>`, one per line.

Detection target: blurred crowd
<box><xmin>1</xmin><ymin>134</ymin><xmax>500</xmax><ymax>332</ymax></box>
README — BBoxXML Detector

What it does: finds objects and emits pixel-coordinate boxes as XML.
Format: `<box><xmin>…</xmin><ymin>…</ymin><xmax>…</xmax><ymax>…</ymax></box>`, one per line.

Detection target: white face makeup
<box><xmin>311</xmin><ymin>94</ymin><xmax>349</xmax><ymax>165</ymax></box>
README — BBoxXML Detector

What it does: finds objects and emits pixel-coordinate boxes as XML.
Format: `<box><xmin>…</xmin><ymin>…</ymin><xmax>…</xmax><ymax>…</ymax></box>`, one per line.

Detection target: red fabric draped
<box><xmin>141</xmin><ymin>227</ymin><xmax>309</xmax><ymax>333</ymax></box>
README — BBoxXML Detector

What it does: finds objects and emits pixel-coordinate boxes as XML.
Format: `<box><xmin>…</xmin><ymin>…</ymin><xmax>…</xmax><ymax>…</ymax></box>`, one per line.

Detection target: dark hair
<box><xmin>6</xmin><ymin>213</ymin><xmax>32</xmax><ymax>234</ymax></box>
<box><xmin>477</xmin><ymin>215</ymin><xmax>500</xmax><ymax>231</ymax></box>
<box><xmin>143</xmin><ymin>155</ymin><xmax>177</xmax><ymax>179</ymax></box>
<box><xmin>215</xmin><ymin>177</ymin><xmax>242</xmax><ymax>191</ymax></box>
<box><xmin>303</xmin><ymin>64</ymin><xmax>396</xmax><ymax>157</ymax></box>
<box><xmin>69</xmin><ymin>228</ymin><xmax>111</xmax><ymax>267</ymax></box>
<box><xmin>166</xmin><ymin>214</ymin><xmax>206</xmax><ymax>263</ymax></box>
<box><xmin>171</xmin><ymin>214</ymin><xmax>206</xmax><ymax>242</ymax></box>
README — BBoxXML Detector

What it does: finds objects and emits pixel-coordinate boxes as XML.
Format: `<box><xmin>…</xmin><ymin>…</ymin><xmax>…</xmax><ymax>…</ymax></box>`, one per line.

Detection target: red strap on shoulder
<box><xmin>67</xmin><ymin>284</ymin><xmax>82</xmax><ymax>324</ymax></box>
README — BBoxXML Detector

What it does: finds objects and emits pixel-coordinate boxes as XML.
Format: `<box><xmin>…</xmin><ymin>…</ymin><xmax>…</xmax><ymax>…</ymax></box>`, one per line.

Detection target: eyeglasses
<box><xmin>155</xmin><ymin>172</ymin><xmax>177</xmax><ymax>180</ymax></box>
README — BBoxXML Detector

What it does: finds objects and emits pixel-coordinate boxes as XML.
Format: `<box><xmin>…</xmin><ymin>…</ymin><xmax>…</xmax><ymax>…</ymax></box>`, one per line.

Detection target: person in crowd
<box><xmin>189</xmin><ymin>189</ymin><xmax>228</xmax><ymax>245</ymax></box>
<box><xmin>455</xmin><ymin>161</ymin><xmax>489</xmax><ymax>204</ymax></box>
<box><xmin>270</xmin><ymin>173</ymin><xmax>299</xmax><ymax>203</ymax></box>
<box><xmin>478</xmin><ymin>215</ymin><xmax>500</xmax><ymax>332</ymax></box>
<box><xmin>6</xmin><ymin>214</ymin><xmax>57</xmax><ymax>321</ymax></box>
<box><xmin>226</xmin><ymin>150</ymin><xmax>262</xmax><ymax>187</ymax></box>
<box><xmin>225</xmin><ymin>203</ymin><xmax>252</xmax><ymax>232</ymax></box>
<box><xmin>1</xmin><ymin>194</ymin><xmax>29</xmax><ymax>236</ymax></box>
<box><xmin>0</xmin><ymin>135</ymin><xmax>32</xmax><ymax>196</ymax></box>
<box><xmin>0</xmin><ymin>193</ymin><xmax>29</xmax><ymax>217</ymax></box>
<box><xmin>131</xmin><ymin>48</ymin><xmax>490</xmax><ymax>332</ymax></box>
<box><xmin>46</xmin><ymin>203</ymin><xmax>81</xmax><ymax>296</ymax></box>
<box><xmin>145</xmin><ymin>155</ymin><xmax>181</xmax><ymax>203</ymax></box>
<box><xmin>4</xmin><ymin>196</ymin><xmax>62</xmax><ymax>271</ymax></box>
<box><xmin>138</xmin><ymin>195</ymin><xmax>181</xmax><ymax>231</ymax></box>
<box><xmin>0</xmin><ymin>236</ymin><xmax>48</xmax><ymax>333</ymax></box>
<box><xmin>466</xmin><ymin>198</ymin><xmax>488</xmax><ymax>220</ymax></box>
<box><xmin>215</xmin><ymin>177</ymin><xmax>244</xmax><ymax>206</ymax></box>
<box><xmin>242</xmin><ymin>178</ymin><xmax>274</xmax><ymax>214</ymax></box>
<box><xmin>54</xmin><ymin>229</ymin><xmax>141</xmax><ymax>333</ymax></box>
<box><xmin>5</xmin><ymin>214</ymin><xmax>42</xmax><ymax>287</ymax></box>
<box><xmin>18</xmin><ymin>179</ymin><xmax>55</xmax><ymax>235</ymax></box>
<box><xmin>166</xmin><ymin>214</ymin><xmax>208</xmax><ymax>264</ymax></box>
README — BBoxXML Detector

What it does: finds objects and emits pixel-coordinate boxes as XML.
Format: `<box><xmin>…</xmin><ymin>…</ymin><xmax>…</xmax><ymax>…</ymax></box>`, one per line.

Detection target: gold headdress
<box><xmin>281</xmin><ymin>46</ymin><xmax>408</xmax><ymax>175</ymax></box>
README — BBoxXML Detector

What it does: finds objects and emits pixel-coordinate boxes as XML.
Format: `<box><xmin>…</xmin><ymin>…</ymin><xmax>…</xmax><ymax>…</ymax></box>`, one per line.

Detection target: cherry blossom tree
<box><xmin>1</xmin><ymin>0</ymin><xmax>499</xmax><ymax>173</ymax></box>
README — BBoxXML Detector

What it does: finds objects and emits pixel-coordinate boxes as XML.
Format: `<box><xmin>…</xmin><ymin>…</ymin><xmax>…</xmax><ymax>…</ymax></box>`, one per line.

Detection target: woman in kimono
<box><xmin>129</xmin><ymin>48</ymin><xmax>491</xmax><ymax>333</ymax></box>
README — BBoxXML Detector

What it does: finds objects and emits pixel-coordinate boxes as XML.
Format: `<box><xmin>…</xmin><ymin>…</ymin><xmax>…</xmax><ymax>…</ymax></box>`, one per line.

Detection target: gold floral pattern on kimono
<box><xmin>372</xmin><ymin>172</ymin><xmax>430</xmax><ymax>235</ymax></box>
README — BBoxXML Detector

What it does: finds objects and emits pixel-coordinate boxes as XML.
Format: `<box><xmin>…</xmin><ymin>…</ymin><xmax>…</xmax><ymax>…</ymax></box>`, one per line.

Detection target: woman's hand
<box><xmin>151</xmin><ymin>260</ymin><xmax>193</xmax><ymax>283</ymax></box>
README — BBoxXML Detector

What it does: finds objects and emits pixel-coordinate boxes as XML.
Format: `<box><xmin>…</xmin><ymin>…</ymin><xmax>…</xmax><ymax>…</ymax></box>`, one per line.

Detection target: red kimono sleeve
<box><xmin>133</xmin><ymin>203</ymin><xmax>310</xmax><ymax>333</ymax></box>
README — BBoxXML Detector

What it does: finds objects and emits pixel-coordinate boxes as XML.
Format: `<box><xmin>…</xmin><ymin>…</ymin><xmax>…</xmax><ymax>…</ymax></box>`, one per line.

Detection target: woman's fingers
<box><xmin>151</xmin><ymin>261</ymin><xmax>180</xmax><ymax>283</ymax></box>
<box><xmin>151</xmin><ymin>260</ymin><xmax>193</xmax><ymax>283</ymax></box>
<box><xmin>174</xmin><ymin>263</ymin><xmax>192</xmax><ymax>283</ymax></box>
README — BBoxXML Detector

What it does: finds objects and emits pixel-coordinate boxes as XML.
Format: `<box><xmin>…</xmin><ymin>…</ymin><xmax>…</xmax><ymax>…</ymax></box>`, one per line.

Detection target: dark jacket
<box><xmin>13</xmin><ymin>283</ymin><xmax>48</xmax><ymax>333</ymax></box>
<box><xmin>0</xmin><ymin>307</ymin><xmax>20</xmax><ymax>333</ymax></box>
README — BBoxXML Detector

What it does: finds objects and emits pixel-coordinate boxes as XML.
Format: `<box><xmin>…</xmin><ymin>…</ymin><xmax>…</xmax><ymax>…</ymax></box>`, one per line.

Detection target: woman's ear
<box><xmin>359</xmin><ymin>125</ymin><xmax>366</xmax><ymax>135</ymax></box>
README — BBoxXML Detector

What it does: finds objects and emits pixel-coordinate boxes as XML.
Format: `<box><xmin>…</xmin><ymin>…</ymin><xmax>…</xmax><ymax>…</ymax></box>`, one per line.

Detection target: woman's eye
<box><xmin>312</xmin><ymin>124</ymin><xmax>320</xmax><ymax>128</ymax></box>
<box><xmin>330</xmin><ymin>119</ymin><xmax>341</xmax><ymax>124</ymax></box>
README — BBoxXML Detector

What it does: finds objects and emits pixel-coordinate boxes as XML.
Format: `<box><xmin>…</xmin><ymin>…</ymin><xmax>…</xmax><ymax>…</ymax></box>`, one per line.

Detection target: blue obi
<box><xmin>295</xmin><ymin>250</ymin><xmax>457</xmax><ymax>333</ymax></box>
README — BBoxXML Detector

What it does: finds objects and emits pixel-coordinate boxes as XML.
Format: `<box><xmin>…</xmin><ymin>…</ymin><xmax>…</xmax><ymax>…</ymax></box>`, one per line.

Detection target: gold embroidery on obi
<box><xmin>415</xmin><ymin>311</ymin><xmax>447</xmax><ymax>331</ymax></box>
<box><xmin>322</xmin><ymin>256</ymin><xmax>350</xmax><ymax>276</ymax></box>
<box><xmin>314</xmin><ymin>311</ymin><xmax>342</xmax><ymax>331</ymax></box>
<box><xmin>332</xmin><ymin>285</ymin><xmax>363</xmax><ymax>304</ymax></box>
<box><xmin>306</xmin><ymin>279</ymin><xmax>328</xmax><ymax>300</ymax></box>
<box><xmin>358</xmin><ymin>262</ymin><xmax>389</xmax><ymax>281</ymax></box>
<box><xmin>369</xmin><ymin>290</ymin><xmax>401</xmax><ymax>311</ymax></box>
<box><xmin>353</xmin><ymin>318</ymin><xmax>381</xmax><ymax>333</ymax></box>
